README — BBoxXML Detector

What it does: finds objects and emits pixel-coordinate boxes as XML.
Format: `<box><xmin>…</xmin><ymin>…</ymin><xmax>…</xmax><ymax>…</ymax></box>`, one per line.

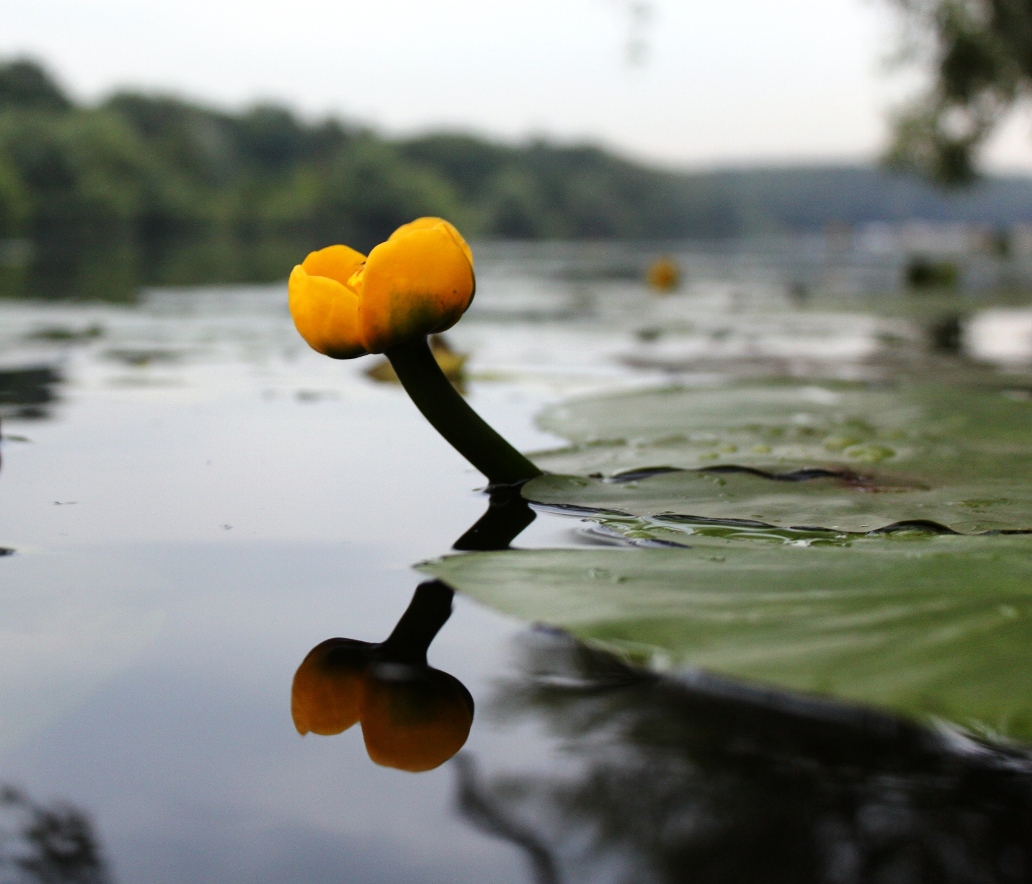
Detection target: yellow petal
<box><xmin>301</xmin><ymin>244</ymin><xmax>367</xmax><ymax>287</ymax></box>
<box><xmin>289</xmin><ymin>265</ymin><xmax>368</xmax><ymax>359</ymax></box>
<box><xmin>389</xmin><ymin>217</ymin><xmax>473</xmax><ymax>271</ymax></box>
<box><xmin>358</xmin><ymin>225</ymin><xmax>476</xmax><ymax>353</ymax></box>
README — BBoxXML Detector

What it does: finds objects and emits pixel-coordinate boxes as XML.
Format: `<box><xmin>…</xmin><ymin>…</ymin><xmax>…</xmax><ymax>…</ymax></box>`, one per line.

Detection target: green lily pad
<box><xmin>420</xmin><ymin>536</ymin><xmax>1032</xmax><ymax>741</ymax></box>
<box><xmin>523</xmin><ymin>471</ymin><xmax>1032</xmax><ymax>535</ymax></box>
<box><xmin>528</xmin><ymin>381</ymin><xmax>1032</xmax><ymax>535</ymax></box>
<box><xmin>533</xmin><ymin>382</ymin><xmax>1032</xmax><ymax>482</ymax></box>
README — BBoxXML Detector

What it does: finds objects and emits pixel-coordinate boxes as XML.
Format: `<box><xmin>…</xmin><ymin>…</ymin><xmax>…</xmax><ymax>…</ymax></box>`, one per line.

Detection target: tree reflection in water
<box><xmin>456</xmin><ymin>630</ymin><xmax>1032</xmax><ymax>884</ymax></box>
<box><xmin>0</xmin><ymin>366</ymin><xmax>62</xmax><ymax>422</ymax></box>
<box><xmin>0</xmin><ymin>786</ymin><xmax>111</xmax><ymax>884</ymax></box>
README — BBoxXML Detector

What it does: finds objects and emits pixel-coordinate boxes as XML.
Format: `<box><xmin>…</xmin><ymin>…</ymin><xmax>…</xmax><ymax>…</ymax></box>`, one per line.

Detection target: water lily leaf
<box><xmin>420</xmin><ymin>536</ymin><xmax>1032</xmax><ymax>741</ymax></box>
<box><xmin>533</xmin><ymin>382</ymin><xmax>1032</xmax><ymax>483</ymax></box>
<box><xmin>528</xmin><ymin>381</ymin><xmax>1032</xmax><ymax>534</ymax></box>
<box><xmin>523</xmin><ymin>471</ymin><xmax>1032</xmax><ymax>535</ymax></box>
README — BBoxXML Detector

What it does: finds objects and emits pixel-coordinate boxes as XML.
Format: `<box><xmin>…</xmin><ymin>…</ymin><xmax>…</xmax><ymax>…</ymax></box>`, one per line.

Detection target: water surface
<box><xmin>1</xmin><ymin>247</ymin><xmax>1030</xmax><ymax>882</ymax></box>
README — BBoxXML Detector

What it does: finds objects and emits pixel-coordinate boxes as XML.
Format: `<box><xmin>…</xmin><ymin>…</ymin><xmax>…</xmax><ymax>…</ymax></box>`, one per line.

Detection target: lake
<box><xmin>1</xmin><ymin>242</ymin><xmax>1031</xmax><ymax>883</ymax></box>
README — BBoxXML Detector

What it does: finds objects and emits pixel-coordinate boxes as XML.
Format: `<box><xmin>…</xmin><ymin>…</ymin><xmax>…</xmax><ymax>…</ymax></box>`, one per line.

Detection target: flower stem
<box><xmin>385</xmin><ymin>337</ymin><xmax>542</xmax><ymax>486</ymax></box>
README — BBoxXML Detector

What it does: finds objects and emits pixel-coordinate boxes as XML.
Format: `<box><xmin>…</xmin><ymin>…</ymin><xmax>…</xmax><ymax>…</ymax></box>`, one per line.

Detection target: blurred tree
<box><xmin>305</xmin><ymin>139</ymin><xmax>465</xmax><ymax>251</ymax></box>
<box><xmin>0</xmin><ymin>109</ymin><xmax>194</xmax><ymax>245</ymax></box>
<box><xmin>4</xmin><ymin>55</ymin><xmax>1032</xmax><ymax>299</ymax></box>
<box><xmin>0</xmin><ymin>60</ymin><xmax>71</xmax><ymax>113</ymax></box>
<box><xmin>0</xmin><ymin>785</ymin><xmax>112</xmax><ymax>883</ymax></box>
<box><xmin>104</xmin><ymin>92</ymin><xmax>239</xmax><ymax>188</ymax></box>
<box><xmin>886</xmin><ymin>0</ymin><xmax>1032</xmax><ymax>184</ymax></box>
<box><xmin>0</xmin><ymin>160</ymin><xmax>28</xmax><ymax>237</ymax></box>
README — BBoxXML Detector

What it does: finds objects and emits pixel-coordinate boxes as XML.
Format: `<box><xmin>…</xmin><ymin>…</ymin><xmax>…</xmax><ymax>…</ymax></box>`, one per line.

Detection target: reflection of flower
<box><xmin>291</xmin><ymin>638</ymin><xmax>368</xmax><ymax>736</ymax></box>
<box><xmin>289</xmin><ymin>218</ymin><xmax>475</xmax><ymax>358</ymax></box>
<box><xmin>360</xmin><ymin>662</ymin><xmax>474</xmax><ymax>773</ymax></box>
<box><xmin>291</xmin><ymin>582</ymin><xmax>475</xmax><ymax>772</ymax></box>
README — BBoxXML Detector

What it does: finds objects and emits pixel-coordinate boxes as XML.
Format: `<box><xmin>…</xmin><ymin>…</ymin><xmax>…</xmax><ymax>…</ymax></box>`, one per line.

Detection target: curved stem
<box><xmin>385</xmin><ymin>337</ymin><xmax>542</xmax><ymax>486</ymax></box>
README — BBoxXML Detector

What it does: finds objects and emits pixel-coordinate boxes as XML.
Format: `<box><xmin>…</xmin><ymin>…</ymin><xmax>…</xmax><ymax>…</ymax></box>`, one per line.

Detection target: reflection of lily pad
<box><xmin>26</xmin><ymin>324</ymin><xmax>103</xmax><ymax>343</ymax></box>
<box><xmin>528</xmin><ymin>381</ymin><xmax>1032</xmax><ymax>534</ymax></box>
<box><xmin>421</xmin><ymin>536</ymin><xmax>1032</xmax><ymax>741</ymax></box>
<box><xmin>104</xmin><ymin>348</ymin><xmax>181</xmax><ymax>367</ymax></box>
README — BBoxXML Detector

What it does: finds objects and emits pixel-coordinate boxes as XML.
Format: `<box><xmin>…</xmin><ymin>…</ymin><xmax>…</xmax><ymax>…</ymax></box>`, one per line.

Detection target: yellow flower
<box><xmin>645</xmin><ymin>256</ymin><xmax>680</xmax><ymax>293</ymax></box>
<box><xmin>289</xmin><ymin>218</ymin><xmax>475</xmax><ymax>358</ymax></box>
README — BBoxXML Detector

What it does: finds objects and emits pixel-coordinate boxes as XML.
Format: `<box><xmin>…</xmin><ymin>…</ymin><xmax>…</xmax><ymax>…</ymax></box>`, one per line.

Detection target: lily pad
<box><xmin>523</xmin><ymin>471</ymin><xmax>1032</xmax><ymax>535</ymax></box>
<box><xmin>421</xmin><ymin>536</ymin><xmax>1032</xmax><ymax>741</ymax></box>
<box><xmin>533</xmin><ymin>382</ymin><xmax>1032</xmax><ymax>482</ymax></box>
<box><xmin>528</xmin><ymin>381</ymin><xmax>1032</xmax><ymax>535</ymax></box>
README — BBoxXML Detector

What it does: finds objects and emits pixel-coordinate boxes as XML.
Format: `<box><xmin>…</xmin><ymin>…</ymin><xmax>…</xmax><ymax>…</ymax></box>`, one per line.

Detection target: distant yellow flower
<box><xmin>646</xmin><ymin>256</ymin><xmax>681</xmax><ymax>293</ymax></box>
<box><xmin>289</xmin><ymin>217</ymin><xmax>475</xmax><ymax>358</ymax></box>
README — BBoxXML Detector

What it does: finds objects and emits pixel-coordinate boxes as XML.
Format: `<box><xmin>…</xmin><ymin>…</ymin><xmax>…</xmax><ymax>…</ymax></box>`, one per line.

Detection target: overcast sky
<box><xmin>4</xmin><ymin>0</ymin><xmax>1032</xmax><ymax>172</ymax></box>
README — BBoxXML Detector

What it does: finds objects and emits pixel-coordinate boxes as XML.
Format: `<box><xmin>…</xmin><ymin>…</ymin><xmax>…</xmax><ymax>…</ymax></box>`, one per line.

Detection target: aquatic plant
<box><xmin>645</xmin><ymin>255</ymin><xmax>680</xmax><ymax>293</ymax></box>
<box><xmin>289</xmin><ymin>217</ymin><xmax>541</xmax><ymax>485</ymax></box>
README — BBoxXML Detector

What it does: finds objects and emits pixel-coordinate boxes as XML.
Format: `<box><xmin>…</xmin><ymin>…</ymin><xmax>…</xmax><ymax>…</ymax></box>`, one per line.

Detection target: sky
<box><xmin>3</xmin><ymin>0</ymin><xmax>1032</xmax><ymax>172</ymax></box>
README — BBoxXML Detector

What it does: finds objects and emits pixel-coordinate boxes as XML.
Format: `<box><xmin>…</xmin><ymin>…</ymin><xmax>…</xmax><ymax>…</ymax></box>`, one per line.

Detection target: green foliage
<box><xmin>422</xmin><ymin>536</ymin><xmax>1032</xmax><ymax>741</ymax></box>
<box><xmin>2</xmin><ymin>56</ymin><xmax>1032</xmax><ymax>297</ymax></box>
<box><xmin>303</xmin><ymin>139</ymin><xmax>467</xmax><ymax>252</ymax></box>
<box><xmin>0</xmin><ymin>159</ymin><xmax>27</xmax><ymax>237</ymax></box>
<box><xmin>429</xmin><ymin>373</ymin><xmax>1032</xmax><ymax>739</ymax></box>
<box><xmin>0</xmin><ymin>108</ymin><xmax>189</xmax><ymax>244</ymax></box>
<box><xmin>401</xmin><ymin>135</ymin><xmax>703</xmax><ymax>239</ymax></box>
<box><xmin>0</xmin><ymin>59</ymin><xmax>70</xmax><ymax>113</ymax></box>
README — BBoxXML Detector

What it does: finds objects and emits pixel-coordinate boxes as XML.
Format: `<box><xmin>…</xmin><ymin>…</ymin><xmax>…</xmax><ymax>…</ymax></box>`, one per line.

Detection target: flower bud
<box><xmin>289</xmin><ymin>218</ymin><xmax>475</xmax><ymax>358</ymax></box>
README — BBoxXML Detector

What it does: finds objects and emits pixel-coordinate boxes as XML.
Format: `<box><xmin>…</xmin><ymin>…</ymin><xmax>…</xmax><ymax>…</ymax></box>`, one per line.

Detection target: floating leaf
<box><xmin>421</xmin><ymin>536</ymin><xmax>1032</xmax><ymax>741</ymax></box>
<box><xmin>533</xmin><ymin>382</ymin><xmax>1032</xmax><ymax>483</ymax></box>
<box><xmin>523</xmin><ymin>471</ymin><xmax>1032</xmax><ymax>535</ymax></box>
<box><xmin>528</xmin><ymin>381</ymin><xmax>1032</xmax><ymax>534</ymax></box>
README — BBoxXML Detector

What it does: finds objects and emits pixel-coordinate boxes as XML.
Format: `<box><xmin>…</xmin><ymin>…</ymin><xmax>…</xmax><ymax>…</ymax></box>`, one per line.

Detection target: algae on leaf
<box><xmin>421</xmin><ymin>535</ymin><xmax>1032</xmax><ymax>741</ymax></box>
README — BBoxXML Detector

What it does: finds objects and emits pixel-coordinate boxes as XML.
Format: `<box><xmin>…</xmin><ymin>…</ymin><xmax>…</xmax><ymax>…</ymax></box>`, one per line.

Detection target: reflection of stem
<box><xmin>453</xmin><ymin>482</ymin><xmax>537</xmax><ymax>551</ymax></box>
<box><xmin>453</xmin><ymin>755</ymin><xmax>560</xmax><ymax>884</ymax></box>
<box><xmin>385</xmin><ymin>337</ymin><xmax>542</xmax><ymax>486</ymax></box>
<box><xmin>377</xmin><ymin>580</ymin><xmax>455</xmax><ymax>666</ymax></box>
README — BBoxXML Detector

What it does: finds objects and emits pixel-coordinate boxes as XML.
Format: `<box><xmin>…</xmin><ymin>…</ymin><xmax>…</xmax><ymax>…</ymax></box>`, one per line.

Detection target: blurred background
<box><xmin>1</xmin><ymin>0</ymin><xmax>1032</xmax><ymax>301</ymax></box>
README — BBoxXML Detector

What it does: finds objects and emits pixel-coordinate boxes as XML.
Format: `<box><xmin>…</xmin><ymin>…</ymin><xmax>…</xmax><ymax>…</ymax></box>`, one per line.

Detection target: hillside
<box><xmin>1</xmin><ymin>58</ymin><xmax>1032</xmax><ymax>297</ymax></box>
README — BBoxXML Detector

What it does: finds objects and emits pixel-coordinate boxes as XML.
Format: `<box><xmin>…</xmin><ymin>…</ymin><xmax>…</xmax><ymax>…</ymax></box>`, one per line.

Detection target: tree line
<box><xmin>2</xmin><ymin>55</ymin><xmax>1032</xmax><ymax>298</ymax></box>
<box><xmin>0</xmin><ymin>59</ymin><xmax>705</xmax><ymax>257</ymax></box>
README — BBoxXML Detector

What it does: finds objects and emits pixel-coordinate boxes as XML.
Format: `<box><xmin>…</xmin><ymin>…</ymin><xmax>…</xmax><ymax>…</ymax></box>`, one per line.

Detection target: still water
<box><xmin>0</xmin><ymin>246</ymin><xmax>1030</xmax><ymax>883</ymax></box>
